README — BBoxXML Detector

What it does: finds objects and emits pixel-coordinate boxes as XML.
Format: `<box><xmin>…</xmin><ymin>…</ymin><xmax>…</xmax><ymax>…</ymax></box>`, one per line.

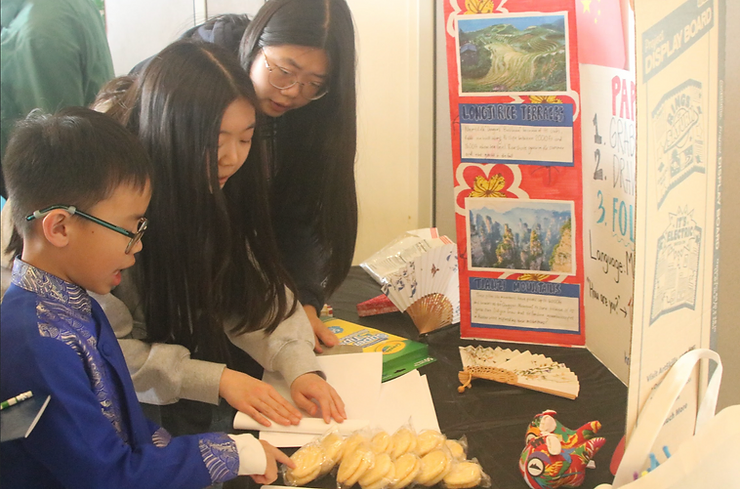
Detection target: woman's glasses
<box><xmin>263</xmin><ymin>54</ymin><xmax>329</xmax><ymax>101</ymax></box>
<box><xmin>26</xmin><ymin>205</ymin><xmax>148</xmax><ymax>254</ymax></box>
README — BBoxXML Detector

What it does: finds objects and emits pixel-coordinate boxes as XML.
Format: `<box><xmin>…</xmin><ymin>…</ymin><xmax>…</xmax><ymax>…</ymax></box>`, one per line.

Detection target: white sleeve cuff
<box><xmin>228</xmin><ymin>433</ymin><xmax>267</xmax><ymax>475</ymax></box>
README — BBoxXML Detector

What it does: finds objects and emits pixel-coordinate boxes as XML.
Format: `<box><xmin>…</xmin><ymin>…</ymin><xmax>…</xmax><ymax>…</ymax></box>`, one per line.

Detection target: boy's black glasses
<box><xmin>26</xmin><ymin>205</ymin><xmax>148</xmax><ymax>254</ymax></box>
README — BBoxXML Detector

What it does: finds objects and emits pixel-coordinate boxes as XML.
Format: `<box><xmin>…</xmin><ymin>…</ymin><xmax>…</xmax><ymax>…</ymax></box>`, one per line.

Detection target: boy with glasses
<box><xmin>0</xmin><ymin>107</ymin><xmax>292</xmax><ymax>488</ymax></box>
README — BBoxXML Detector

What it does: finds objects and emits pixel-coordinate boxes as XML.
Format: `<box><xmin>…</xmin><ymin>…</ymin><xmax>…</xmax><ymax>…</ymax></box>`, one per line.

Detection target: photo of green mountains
<box><xmin>468</xmin><ymin>201</ymin><xmax>574</xmax><ymax>274</ymax></box>
<box><xmin>458</xmin><ymin>15</ymin><xmax>568</xmax><ymax>93</ymax></box>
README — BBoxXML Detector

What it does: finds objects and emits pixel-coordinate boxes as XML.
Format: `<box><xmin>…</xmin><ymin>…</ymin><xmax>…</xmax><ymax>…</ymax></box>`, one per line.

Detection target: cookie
<box><xmin>285</xmin><ymin>465</ymin><xmax>322</xmax><ymax>487</ymax></box>
<box><xmin>416</xmin><ymin>430</ymin><xmax>445</xmax><ymax>457</ymax></box>
<box><xmin>337</xmin><ymin>444</ymin><xmax>375</xmax><ymax>487</ymax></box>
<box><xmin>363</xmin><ymin>463</ymin><xmax>395</xmax><ymax>489</ymax></box>
<box><xmin>343</xmin><ymin>432</ymin><xmax>369</xmax><ymax>457</ymax></box>
<box><xmin>445</xmin><ymin>439</ymin><xmax>466</xmax><ymax>460</ymax></box>
<box><xmin>415</xmin><ymin>449</ymin><xmax>452</xmax><ymax>486</ymax></box>
<box><xmin>389</xmin><ymin>452</ymin><xmax>421</xmax><ymax>489</ymax></box>
<box><xmin>320</xmin><ymin>432</ymin><xmax>345</xmax><ymax>474</ymax></box>
<box><xmin>443</xmin><ymin>461</ymin><xmax>482</xmax><ymax>489</ymax></box>
<box><xmin>390</xmin><ymin>428</ymin><xmax>418</xmax><ymax>459</ymax></box>
<box><xmin>285</xmin><ymin>445</ymin><xmax>324</xmax><ymax>486</ymax></box>
<box><xmin>360</xmin><ymin>453</ymin><xmax>394</xmax><ymax>487</ymax></box>
<box><xmin>371</xmin><ymin>431</ymin><xmax>394</xmax><ymax>454</ymax></box>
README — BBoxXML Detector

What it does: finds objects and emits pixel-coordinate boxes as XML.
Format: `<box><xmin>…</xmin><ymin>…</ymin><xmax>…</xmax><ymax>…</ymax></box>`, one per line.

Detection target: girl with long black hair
<box><xmin>99</xmin><ymin>40</ymin><xmax>346</xmax><ymax>435</ymax></box>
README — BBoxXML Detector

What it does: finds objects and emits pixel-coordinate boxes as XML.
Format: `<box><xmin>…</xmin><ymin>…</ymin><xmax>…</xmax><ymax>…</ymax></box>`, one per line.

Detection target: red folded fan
<box><xmin>357</xmin><ymin>294</ymin><xmax>400</xmax><ymax>317</ymax></box>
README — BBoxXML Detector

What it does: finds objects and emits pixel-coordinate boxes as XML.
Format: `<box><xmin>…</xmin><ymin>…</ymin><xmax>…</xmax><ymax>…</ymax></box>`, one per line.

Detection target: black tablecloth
<box><xmin>326</xmin><ymin>267</ymin><xmax>626</xmax><ymax>489</ymax></box>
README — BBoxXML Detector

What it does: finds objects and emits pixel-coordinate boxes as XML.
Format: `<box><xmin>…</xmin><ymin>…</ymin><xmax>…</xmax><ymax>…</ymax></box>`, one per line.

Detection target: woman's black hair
<box><xmin>240</xmin><ymin>0</ymin><xmax>358</xmax><ymax>300</ymax></box>
<box><xmin>91</xmin><ymin>75</ymin><xmax>137</xmax><ymax>122</ymax></box>
<box><xmin>120</xmin><ymin>40</ymin><xmax>295</xmax><ymax>362</ymax></box>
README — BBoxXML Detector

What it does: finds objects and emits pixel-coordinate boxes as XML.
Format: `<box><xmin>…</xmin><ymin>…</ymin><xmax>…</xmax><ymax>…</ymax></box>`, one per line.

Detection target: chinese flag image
<box><xmin>575</xmin><ymin>0</ymin><xmax>627</xmax><ymax>69</ymax></box>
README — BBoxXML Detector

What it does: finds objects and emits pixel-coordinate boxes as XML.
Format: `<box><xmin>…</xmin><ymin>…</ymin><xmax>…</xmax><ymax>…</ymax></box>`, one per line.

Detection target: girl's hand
<box><xmin>219</xmin><ymin>368</ymin><xmax>302</xmax><ymax>426</ymax></box>
<box><xmin>303</xmin><ymin>304</ymin><xmax>339</xmax><ymax>353</ymax></box>
<box><xmin>250</xmin><ymin>440</ymin><xmax>295</xmax><ymax>485</ymax></box>
<box><xmin>290</xmin><ymin>372</ymin><xmax>347</xmax><ymax>423</ymax></box>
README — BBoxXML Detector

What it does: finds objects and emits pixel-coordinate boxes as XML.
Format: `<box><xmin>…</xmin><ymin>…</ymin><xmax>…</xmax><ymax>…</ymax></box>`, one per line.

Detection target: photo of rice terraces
<box><xmin>458</xmin><ymin>15</ymin><xmax>568</xmax><ymax>93</ymax></box>
<box><xmin>469</xmin><ymin>201</ymin><xmax>573</xmax><ymax>274</ymax></box>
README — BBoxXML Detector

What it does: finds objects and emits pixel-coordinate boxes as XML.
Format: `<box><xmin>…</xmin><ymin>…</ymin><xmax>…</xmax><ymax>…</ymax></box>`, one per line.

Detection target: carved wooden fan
<box><xmin>458</xmin><ymin>346</ymin><xmax>579</xmax><ymax>400</ymax></box>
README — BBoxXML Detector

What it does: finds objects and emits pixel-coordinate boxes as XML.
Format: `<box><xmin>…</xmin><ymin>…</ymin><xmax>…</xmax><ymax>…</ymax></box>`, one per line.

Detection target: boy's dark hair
<box><xmin>4</xmin><ymin>107</ymin><xmax>152</xmax><ymax>250</ymax></box>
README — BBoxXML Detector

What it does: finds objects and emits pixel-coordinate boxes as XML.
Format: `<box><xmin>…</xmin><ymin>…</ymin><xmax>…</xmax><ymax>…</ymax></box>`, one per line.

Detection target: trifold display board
<box><xmin>444</xmin><ymin>0</ymin><xmax>724</xmax><ymax>460</ymax></box>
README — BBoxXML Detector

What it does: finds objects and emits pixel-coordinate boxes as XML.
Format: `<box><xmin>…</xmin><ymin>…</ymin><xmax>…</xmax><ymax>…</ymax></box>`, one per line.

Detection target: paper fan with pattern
<box><xmin>360</xmin><ymin>228</ymin><xmax>460</xmax><ymax>334</ymax></box>
<box><xmin>457</xmin><ymin>346</ymin><xmax>579</xmax><ymax>399</ymax></box>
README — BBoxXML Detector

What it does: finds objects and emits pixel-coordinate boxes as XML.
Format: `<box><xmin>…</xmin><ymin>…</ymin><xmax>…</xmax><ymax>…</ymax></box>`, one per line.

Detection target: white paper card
<box><xmin>373</xmin><ymin>371</ymin><xmax>440</xmax><ymax>433</ymax></box>
<box><xmin>257</xmin><ymin>370</ymin><xmax>440</xmax><ymax>447</ymax></box>
<box><xmin>233</xmin><ymin>352</ymin><xmax>382</xmax><ymax>434</ymax></box>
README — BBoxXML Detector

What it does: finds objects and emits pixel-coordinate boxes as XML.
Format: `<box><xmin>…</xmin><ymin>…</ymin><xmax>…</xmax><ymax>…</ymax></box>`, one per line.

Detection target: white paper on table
<box><xmin>259</xmin><ymin>430</ymin><xmax>315</xmax><ymax>447</ymax></box>
<box><xmin>259</xmin><ymin>370</ymin><xmax>440</xmax><ymax>447</ymax></box>
<box><xmin>233</xmin><ymin>416</ymin><xmax>371</xmax><ymax>436</ymax></box>
<box><xmin>373</xmin><ymin>371</ymin><xmax>440</xmax><ymax>433</ymax></box>
<box><xmin>233</xmin><ymin>352</ymin><xmax>382</xmax><ymax>438</ymax></box>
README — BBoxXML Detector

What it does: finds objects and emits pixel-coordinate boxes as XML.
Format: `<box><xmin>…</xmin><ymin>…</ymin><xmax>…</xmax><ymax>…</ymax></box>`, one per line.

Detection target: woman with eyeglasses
<box><xmin>239</xmin><ymin>0</ymin><xmax>359</xmax><ymax>353</ymax></box>
<box><xmin>124</xmin><ymin>0</ymin><xmax>358</xmax><ymax>356</ymax></box>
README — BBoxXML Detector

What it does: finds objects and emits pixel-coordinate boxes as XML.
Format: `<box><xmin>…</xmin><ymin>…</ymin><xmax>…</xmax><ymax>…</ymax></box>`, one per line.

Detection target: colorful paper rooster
<box><xmin>519</xmin><ymin>410</ymin><xmax>606</xmax><ymax>489</ymax></box>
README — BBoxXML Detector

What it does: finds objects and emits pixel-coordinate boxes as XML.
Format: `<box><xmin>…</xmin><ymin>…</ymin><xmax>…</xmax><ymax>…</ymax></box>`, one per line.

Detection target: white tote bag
<box><xmin>597</xmin><ymin>348</ymin><xmax>739</xmax><ymax>489</ymax></box>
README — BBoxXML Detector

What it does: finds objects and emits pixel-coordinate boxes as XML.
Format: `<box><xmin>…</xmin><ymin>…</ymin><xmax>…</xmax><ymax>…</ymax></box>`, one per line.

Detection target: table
<box><xmin>327</xmin><ymin>267</ymin><xmax>627</xmax><ymax>489</ymax></box>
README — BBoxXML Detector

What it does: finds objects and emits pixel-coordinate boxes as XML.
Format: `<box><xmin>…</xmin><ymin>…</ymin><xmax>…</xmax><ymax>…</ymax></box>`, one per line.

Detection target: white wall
<box><xmin>434</xmin><ymin>0</ymin><xmax>456</xmax><ymax>241</ymax></box>
<box><xmin>106</xmin><ymin>0</ymin><xmax>204</xmax><ymax>74</ymax></box>
<box><xmin>349</xmin><ymin>0</ymin><xmax>434</xmax><ymax>264</ymax></box>
<box><xmin>104</xmin><ymin>0</ymin><xmax>435</xmax><ymax>265</ymax></box>
<box><xmin>106</xmin><ymin>0</ymin><xmax>265</xmax><ymax>74</ymax></box>
<box><xmin>206</xmin><ymin>0</ymin><xmax>264</xmax><ymax>18</ymax></box>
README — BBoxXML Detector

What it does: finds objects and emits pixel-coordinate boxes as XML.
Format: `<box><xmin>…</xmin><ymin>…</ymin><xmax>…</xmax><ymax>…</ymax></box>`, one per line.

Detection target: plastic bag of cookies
<box><xmin>283</xmin><ymin>439</ymin><xmax>328</xmax><ymax>487</ymax></box>
<box><xmin>444</xmin><ymin>435</ymin><xmax>468</xmax><ymax>461</ymax></box>
<box><xmin>390</xmin><ymin>423</ymin><xmax>419</xmax><ymax>459</ymax></box>
<box><xmin>369</xmin><ymin>429</ymin><xmax>394</xmax><ymax>455</ymax></box>
<box><xmin>388</xmin><ymin>452</ymin><xmax>422</xmax><ymax>489</ymax></box>
<box><xmin>359</xmin><ymin>452</ymin><xmax>396</xmax><ymax>489</ymax></box>
<box><xmin>442</xmin><ymin>458</ymin><xmax>491</xmax><ymax>489</ymax></box>
<box><xmin>342</xmin><ymin>430</ymin><xmax>371</xmax><ymax>456</ymax></box>
<box><xmin>414</xmin><ymin>446</ymin><xmax>454</xmax><ymax>487</ymax></box>
<box><xmin>415</xmin><ymin>429</ymin><xmax>447</xmax><ymax>457</ymax></box>
<box><xmin>337</xmin><ymin>433</ymin><xmax>376</xmax><ymax>489</ymax></box>
<box><xmin>319</xmin><ymin>429</ymin><xmax>347</xmax><ymax>476</ymax></box>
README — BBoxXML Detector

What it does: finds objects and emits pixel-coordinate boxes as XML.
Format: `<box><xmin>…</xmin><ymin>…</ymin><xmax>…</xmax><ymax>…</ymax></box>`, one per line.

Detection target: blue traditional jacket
<box><xmin>0</xmin><ymin>259</ymin><xmax>239</xmax><ymax>488</ymax></box>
